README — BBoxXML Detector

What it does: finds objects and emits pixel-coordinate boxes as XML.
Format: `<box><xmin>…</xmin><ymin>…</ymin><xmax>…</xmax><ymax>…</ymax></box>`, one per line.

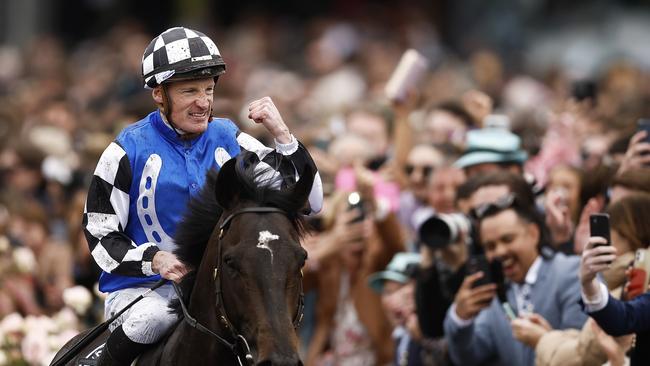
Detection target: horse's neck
<box><xmin>165</xmin><ymin>269</ymin><xmax>238</xmax><ymax>364</ymax></box>
<box><xmin>188</xmin><ymin>243</ymin><xmax>220</xmax><ymax>326</ymax></box>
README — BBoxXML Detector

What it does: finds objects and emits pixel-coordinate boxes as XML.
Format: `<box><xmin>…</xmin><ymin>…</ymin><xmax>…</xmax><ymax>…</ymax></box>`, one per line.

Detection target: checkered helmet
<box><xmin>141</xmin><ymin>27</ymin><xmax>226</xmax><ymax>89</ymax></box>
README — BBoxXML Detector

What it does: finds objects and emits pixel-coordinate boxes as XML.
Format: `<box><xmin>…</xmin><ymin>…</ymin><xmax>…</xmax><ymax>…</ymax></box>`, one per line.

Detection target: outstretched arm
<box><xmin>238</xmin><ymin>96</ymin><xmax>323</xmax><ymax>213</ymax></box>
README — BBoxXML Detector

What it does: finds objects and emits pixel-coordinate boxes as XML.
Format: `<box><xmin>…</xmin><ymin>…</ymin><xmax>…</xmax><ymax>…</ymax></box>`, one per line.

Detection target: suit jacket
<box><xmin>589</xmin><ymin>292</ymin><xmax>650</xmax><ymax>365</ymax></box>
<box><xmin>395</xmin><ymin>335</ymin><xmax>426</xmax><ymax>366</ymax></box>
<box><xmin>443</xmin><ymin>253</ymin><xmax>588</xmax><ymax>366</ymax></box>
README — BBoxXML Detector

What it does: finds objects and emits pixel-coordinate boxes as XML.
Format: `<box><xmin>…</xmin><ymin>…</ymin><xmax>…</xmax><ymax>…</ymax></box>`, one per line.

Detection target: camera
<box><xmin>418</xmin><ymin>213</ymin><xmax>472</xmax><ymax>249</ymax></box>
<box><xmin>571</xmin><ymin>80</ymin><xmax>597</xmax><ymax>102</ymax></box>
<box><xmin>466</xmin><ymin>254</ymin><xmax>493</xmax><ymax>287</ymax></box>
<box><xmin>347</xmin><ymin>191</ymin><xmax>366</xmax><ymax>223</ymax></box>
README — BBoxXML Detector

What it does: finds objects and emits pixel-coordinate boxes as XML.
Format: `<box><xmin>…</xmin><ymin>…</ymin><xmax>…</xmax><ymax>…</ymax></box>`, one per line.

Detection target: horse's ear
<box><xmin>290</xmin><ymin>162</ymin><xmax>315</xmax><ymax>213</ymax></box>
<box><xmin>214</xmin><ymin>158</ymin><xmax>239</xmax><ymax>209</ymax></box>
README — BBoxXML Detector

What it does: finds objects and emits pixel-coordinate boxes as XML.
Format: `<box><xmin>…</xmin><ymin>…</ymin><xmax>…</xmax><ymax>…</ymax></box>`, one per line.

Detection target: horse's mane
<box><xmin>172</xmin><ymin>168</ymin><xmax>222</xmax><ymax>268</ymax></box>
<box><xmin>169</xmin><ymin>154</ymin><xmax>312</xmax><ymax>316</ymax></box>
<box><xmin>173</xmin><ymin>153</ymin><xmax>310</xmax><ymax>269</ymax></box>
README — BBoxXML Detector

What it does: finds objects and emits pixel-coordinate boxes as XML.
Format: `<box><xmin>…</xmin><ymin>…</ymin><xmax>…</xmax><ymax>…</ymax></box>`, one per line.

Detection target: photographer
<box><xmin>413</xmin><ymin>171</ymin><xmax>530</xmax><ymax>351</ymax></box>
<box><xmin>412</xmin><ymin>165</ymin><xmax>468</xmax><ymax>342</ymax></box>
<box><xmin>415</xmin><ymin>213</ymin><xmax>469</xmax><ymax>344</ymax></box>
<box><xmin>443</xmin><ymin>192</ymin><xmax>586</xmax><ymax>366</ymax></box>
<box><xmin>510</xmin><ymin>193</ymin><xmax>650</xmax><ymax>365</ymax></box>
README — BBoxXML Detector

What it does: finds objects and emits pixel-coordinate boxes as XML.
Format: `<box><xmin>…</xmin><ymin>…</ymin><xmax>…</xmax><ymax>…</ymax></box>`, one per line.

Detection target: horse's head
<box><xmin>209</xmin><ymin>155</ymin><xmax>313</xmax><ymax>365</ymax></box>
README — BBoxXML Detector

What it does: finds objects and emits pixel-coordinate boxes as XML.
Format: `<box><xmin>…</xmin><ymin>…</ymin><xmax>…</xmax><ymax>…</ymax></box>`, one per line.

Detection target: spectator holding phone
<box><xmin>444</xmin><ymin>191</ymin><xmax>586</xmax><ymax>366</ymax></box>
<box><xmin>581</xmin><ymin>193</ymin><xmax>650</xmax><ymax>366</ymax></box>
<box><xmin>302</xmin><ymin>165</ymin><xmax>405</xmax><ymax>366</ymax></box>
<box><xmin>413</xmin><ymin>172</ymin><xmax>536</xmax><ymax>345</ymax></box>
<box><xmin>617</xmin><ymin>119</ymin><xmax>650</xmax><ymax>175</ymax></box>
<box><xmin>511</xmin><ymin>193</ymin><xmax>650</xmax><ymax>365</ymax></box>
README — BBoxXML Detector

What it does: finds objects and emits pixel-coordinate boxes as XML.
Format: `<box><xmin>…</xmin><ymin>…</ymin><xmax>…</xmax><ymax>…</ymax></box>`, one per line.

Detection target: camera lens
<box><xmin>418</xmin><ymin>213</ymin><xmax>471</xmax><ymax>249</ymax></box>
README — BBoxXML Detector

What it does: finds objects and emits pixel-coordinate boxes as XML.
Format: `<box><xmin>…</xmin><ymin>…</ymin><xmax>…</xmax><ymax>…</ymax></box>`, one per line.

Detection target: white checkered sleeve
<box><xmin>236</xmin><ymin>132</ymin><xmax>323</xmax><ymax>213</ymax></box>
<box><xmin>83</xmin><ymin>142</ymin><xmax>160</xmax><ymax>277</ymax></box>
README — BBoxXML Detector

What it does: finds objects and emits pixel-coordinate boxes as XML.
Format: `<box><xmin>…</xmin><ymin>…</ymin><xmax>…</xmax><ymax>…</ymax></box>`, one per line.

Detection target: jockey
<box><xmin>83</xmin><ymin>26</ymin><xmax>322</xmax><ymax>365</ymax></box>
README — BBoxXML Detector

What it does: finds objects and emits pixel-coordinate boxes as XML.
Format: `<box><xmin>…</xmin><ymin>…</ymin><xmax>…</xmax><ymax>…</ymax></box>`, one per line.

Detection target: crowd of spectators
<box><xmin>1</xmin><ymin>7</ymin><xmax>650</xmax><ymax>365</ymax></box>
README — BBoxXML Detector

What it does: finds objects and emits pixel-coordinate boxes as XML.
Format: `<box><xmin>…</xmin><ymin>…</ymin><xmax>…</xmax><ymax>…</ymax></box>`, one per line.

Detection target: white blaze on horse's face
<box><xmin>257</xmin><ymin>230</ymin><xmax>279</xmax><ymax>264</ymax></box>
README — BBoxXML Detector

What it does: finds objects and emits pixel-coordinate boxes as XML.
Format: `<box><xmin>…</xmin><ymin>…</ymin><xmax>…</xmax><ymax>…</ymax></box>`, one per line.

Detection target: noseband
<box><xmin>174</xmin><ymin>206</ymin><xmax>305</xmax><ymax>366</ymax></box>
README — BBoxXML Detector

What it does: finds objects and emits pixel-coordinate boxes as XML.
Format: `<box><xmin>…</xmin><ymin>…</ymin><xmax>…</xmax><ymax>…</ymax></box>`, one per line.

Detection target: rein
<box><xmin>173</xmin><ymin>206</ymin><xmax>305</xmax><ymax>366</ymax></box>
<box><xmin>172</xmin><ymin>282</ymin><xmax>252</xmax><ymax>366</ymax></box>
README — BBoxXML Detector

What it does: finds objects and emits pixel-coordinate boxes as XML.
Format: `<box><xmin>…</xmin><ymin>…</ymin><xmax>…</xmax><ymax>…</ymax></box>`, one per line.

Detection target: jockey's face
<box><xmin>154</xmin><ymin>77</ymin><xmax>215</xmax><ymax>134</ymax></box>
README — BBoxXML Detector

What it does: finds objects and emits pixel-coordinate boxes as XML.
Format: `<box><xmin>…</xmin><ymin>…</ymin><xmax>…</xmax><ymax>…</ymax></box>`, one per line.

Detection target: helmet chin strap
<box><xmin>160</xmin><ymin>84</ymin><xmax>184</xmax><ymax>137</ymax></box>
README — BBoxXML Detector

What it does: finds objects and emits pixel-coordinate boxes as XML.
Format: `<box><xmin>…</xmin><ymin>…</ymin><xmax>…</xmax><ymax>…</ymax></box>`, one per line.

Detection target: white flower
<box><xmin>49</xmin><ymin>329</ymin><xmax>78</xmax><ymax>350</ymax></box>
<box><xmin>0</xmin><ymin>350</ymin><xmax>7</xmax><ymax>365</ymax></box>
<box><xmin>21</xmin><ymin>329</ymin><xmax>49</xmax><ymax>364</ymax></box>
<box><xmin>0</xmin><ymin>312</ymin><xmax>24</xmax><ymax>334</ymax></box>
<box><xmin>52</xmin><ymin>307</ymin><xmax>79</xmax><ymax>332</ymax></box>
<box><xmin>63</xmin><ymin>285</ymin><xmax>93</xmax><ymax>315</ymax></box>
<box><xmin>0</xmin><ymin>235</ymin><xmax>9</xmax><ymax>253</ymax></box>
<box><xmin>12</xmin><ymin>246</ymin><xmax>36</xmax><ymax>273</ymax></box>
<box><xmin>24</xmin><ymin>315</ymin><xmax>57</xmax><ymax>334</ymax></box>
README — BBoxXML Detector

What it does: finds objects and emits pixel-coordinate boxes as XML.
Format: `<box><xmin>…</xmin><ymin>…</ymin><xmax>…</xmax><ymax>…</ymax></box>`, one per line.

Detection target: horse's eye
<box><xmin>224</xmin><ymin>256</ymin><xmax>239</xmax><ymax>272</ymax></box>
<box><xmin>299</xmin><ymin>249</ymin><xmax>308</xmax><ymax>267</ymax></box>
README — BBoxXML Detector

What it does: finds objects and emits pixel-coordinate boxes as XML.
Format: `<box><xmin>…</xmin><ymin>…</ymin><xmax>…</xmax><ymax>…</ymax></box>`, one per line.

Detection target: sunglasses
<box><xmin>404</xmin><ymin>164</ymin><xmax>435</xmax><ymax>178</ymax></box>
<box><xmin>471</xmin><ymin>193</ymin><xmax>516</xmax><ymax>220</ymax></box>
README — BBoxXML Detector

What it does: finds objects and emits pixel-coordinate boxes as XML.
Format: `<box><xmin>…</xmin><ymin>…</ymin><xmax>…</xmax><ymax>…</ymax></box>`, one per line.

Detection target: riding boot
<box><xmin>95</xmin><ymin>346</ymin><xmax>120</xmax><ymax>366</ymax></box>
<box><xmin>96</xmin><ymin>325</ymin><xmax>150</xmax><ymax>366</ymax></box>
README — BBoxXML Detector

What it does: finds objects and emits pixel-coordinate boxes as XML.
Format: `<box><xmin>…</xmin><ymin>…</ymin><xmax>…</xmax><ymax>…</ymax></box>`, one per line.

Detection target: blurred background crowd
<box><xmin>1</xmin><ymin>0</ymin><xmax>650</xmax><ymax>365</ymax></box>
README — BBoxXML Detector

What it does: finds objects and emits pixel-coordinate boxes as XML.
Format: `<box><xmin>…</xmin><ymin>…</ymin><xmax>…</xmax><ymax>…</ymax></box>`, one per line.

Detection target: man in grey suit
<box><xmin>443</xmin><ymin>193</ymin><xmax>587</xmax><ymax>366</ymax></box>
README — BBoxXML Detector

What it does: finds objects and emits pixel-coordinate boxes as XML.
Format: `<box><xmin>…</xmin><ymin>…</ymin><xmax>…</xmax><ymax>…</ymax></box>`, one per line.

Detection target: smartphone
<box><xmin>467</xmin><ymin>254</ymin><xmax>493</xmax><ymax>288</ymax></box>
<box><xmin>589</xmin><ymin>213</ymin><xmax>610</xmax><ymax>245</ymax></box>
<box><xmin>347</xmin><ymin>192</ymin><xmax>365</xmax><ymax>223</ymax></box>
<box><xmin>637</xmin><ymin>118</ymin><xmax>650</xmax><ymax>145</ymax></box>
<box><xmin>384</xmin><ymin>49</ymin><xmax>429</xmax><ymax>103</ymax></box>
<box><xmin>571</xmin><ymin>80</ymin><xmax>597</xmax><ymax>102</ymax></box>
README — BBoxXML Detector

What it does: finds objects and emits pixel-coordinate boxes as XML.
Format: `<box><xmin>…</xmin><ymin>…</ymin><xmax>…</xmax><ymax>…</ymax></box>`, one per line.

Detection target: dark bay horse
<box><xmin>52</xmin><ymin>154</ymin><xmax>313</xmax><ymax>365</ymax></box>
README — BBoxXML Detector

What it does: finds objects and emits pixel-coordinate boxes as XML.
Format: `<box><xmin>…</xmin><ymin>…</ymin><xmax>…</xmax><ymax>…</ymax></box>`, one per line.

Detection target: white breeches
<box><xmin>104</xmin><ymin>283</ymin><xmax>179</xmax><ymax>344</ymax></box>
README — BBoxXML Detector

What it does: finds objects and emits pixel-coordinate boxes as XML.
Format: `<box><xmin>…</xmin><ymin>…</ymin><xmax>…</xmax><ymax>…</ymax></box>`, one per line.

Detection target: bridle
<box><xmin>173</xmin><ymin>206</ymin><xmax>305</xmax><ymax>366</ymax></box>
